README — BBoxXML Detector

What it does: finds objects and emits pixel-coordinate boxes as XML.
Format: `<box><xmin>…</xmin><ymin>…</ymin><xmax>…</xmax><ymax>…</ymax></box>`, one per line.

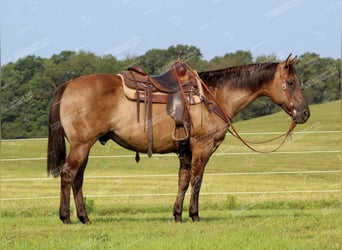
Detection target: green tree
<box><xmin>66</xmin><ymin>51</ymin><xmax>100</xmax><ymax>77</ymax></box>
<box><xmin>166</xmin><ymin>44</ymin><xmax>206</xmax><ymax>71</ymax></box>
<box><xmin>97</xmin><ymin>54</ymin><xmax>121</xmax><ymax>74</ymax></box>
<box><xmin>14</xmin><ymin>55</ymin><xmax>45</xmax><ymax>83</ymax></box>
<box><xmin>0</xmin><ymin>48</ymin><xmax>340</xmax><ymax>139</ymax></box>
<box><xmin>51</xmin><ymin>51</ymin><xmax>76</xmax><ymax>65</ymax></box>
<box><xmin>137</xmin><ymin>44</ymin><xmax>206</xmax><ymax>75</ymax></box>
<box><xmin>207</xmin><ymin>50</ymin><xmax>253</xmax><ymax>70</ymax></box>
<box><xmin>296</xmin><ymin>53</ymin><xmax>340</xmax><ymax>104</ymax></box>
<box><xmin>255</xmin><ymin>53</ymin><xmax>278</xmax><ymax>63</ymax></box>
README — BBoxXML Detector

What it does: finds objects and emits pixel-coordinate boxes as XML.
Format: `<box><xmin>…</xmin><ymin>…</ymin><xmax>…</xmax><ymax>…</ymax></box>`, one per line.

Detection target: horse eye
<box><xmin>286</xmin><ymin>80</ymin><xmax>295</xmax><ymax>87</ymax></box>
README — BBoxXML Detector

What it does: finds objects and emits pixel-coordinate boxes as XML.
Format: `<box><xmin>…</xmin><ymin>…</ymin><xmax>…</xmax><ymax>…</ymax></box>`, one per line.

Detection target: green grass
<box><xmin>1</xmin><ymin>100</ymin><xmax>341</xmax><ymax>249</ymax></box>
<box><xmin>1</xmin><ymin>202</ymin><xmax>341</xmax><ymax>249</ymax></box>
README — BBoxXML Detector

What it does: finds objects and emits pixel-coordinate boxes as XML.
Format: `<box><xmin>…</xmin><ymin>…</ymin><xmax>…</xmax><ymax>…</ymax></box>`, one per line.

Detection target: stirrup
<box><xmin>172</xmin><ymin>124</ymin><xmax>189</xmax><ymax>142</ymax></box>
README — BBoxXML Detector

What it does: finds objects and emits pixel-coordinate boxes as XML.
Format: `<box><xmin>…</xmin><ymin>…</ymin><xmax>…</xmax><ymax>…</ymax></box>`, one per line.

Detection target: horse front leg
<box><xmin>189</xmin><ymin>165</ymin><xmax>206</xmax><ymax>222</ymax></box>
<box><xmin>188</xmin><ymin>144</ymin><xmax>212</xmax><ymax>222</ymax></box>
<box><xmin>173</xmin><ymin>151</ymin><xmax>192</xmax><ymax>222</ymax></box>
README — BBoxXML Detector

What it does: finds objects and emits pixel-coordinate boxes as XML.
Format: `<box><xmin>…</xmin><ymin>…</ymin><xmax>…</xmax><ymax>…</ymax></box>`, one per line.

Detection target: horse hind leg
<box><xmin>59</xmin><ymin>144</ymin><xmax>90</xmax><ymax>224</ymax></box>
<box><xmin>72</xmin><ymin>154</ymin><xmax>90</xmax><ymax>224</ymax></box>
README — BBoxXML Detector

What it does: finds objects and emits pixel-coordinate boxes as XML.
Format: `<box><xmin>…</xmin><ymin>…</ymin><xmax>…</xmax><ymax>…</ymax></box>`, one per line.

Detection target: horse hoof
<box><xmin>84</xmin><ymin>220</ymin><xmax>91</xmax><ymax>225</ymax></box>
<box><xmin>79</xmin><ymin>217</ymin><xmax>91</xmax><ymax>224</ymax></box>
<box><xmin>61</xmin><ymin>218</ymin><xmax>71</xmax><ymax>224</ymax></box>
<box><xmin>174</xmin><ymin>215</ymin><xmax>182</xmax><ymax>223</ymax></box>
<box><xmin>191</xmin><ymin>216</ymin><xmax>200</xmax><ymax>222</ymax></box>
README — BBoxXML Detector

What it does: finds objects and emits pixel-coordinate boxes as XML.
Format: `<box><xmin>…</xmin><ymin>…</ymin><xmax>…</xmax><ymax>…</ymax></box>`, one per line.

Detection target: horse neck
<box><xmin>201</xmin><ymin>63</ymin><xmax>277</xmax><ymax>119</ymax></box>
<box><xmin>211</xmin><ymin>84</ymin><xmax>262</xmax><ymax>119</ymax></box>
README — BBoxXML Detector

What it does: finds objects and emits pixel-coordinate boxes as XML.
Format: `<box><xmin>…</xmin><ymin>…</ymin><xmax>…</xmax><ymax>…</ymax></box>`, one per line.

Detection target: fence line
<box><xmin>1</xmin><ymin>130</ymin><xmax>340</xmax><ymax>142</ymax></box>
<box><xmin>1</xmin><ymin>189</ymin><xmax>340</xmax><ymax>201</ymax></box>
<box><xmin>2</xmin><ymin>132</ymin><xmax>340</xmax><ymax>202</ymax></box>
<box><xmin>1</xmin><ymin>170</ymin><xmax>340</xmax><ymax>182</ymax></box>
<box><xmin>1</xmin><ymin>150</ymin><xmax>340</xmax><ymax>162</ymax></box>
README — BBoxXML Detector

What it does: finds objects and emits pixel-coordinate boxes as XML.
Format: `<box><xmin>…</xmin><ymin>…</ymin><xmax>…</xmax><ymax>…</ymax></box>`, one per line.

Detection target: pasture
<box><xmin>1</xmin><ymin>100</ymin><xmax>341</xmax><ymax>249</ymax></box>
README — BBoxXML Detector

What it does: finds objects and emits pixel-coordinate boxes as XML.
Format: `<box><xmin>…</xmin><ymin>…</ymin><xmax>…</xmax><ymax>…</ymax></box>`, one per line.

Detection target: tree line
<box><xmin>1</xmin><ymin>44</ymin><xmax>340</xmax><ymax>139</ymax></box>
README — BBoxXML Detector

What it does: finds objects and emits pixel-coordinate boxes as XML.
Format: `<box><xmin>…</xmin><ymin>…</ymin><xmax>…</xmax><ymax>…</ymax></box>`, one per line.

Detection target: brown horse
<box><xmin>47</xmin><ymin>54</ymin><xmax>310</xmax><ymax>224</ymax></box>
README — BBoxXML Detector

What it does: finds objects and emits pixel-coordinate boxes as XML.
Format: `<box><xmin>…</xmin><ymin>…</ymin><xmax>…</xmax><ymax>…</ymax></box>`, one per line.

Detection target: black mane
<box><xmin>198</xmin><ymin>63</ymin><xmax>278</xmax><ymax>91</ymax></box>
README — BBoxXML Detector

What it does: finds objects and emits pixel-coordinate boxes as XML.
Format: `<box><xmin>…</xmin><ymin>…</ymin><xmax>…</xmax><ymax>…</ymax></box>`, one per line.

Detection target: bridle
<box><xmin>185</xmin><ymin>62</ymin><xmax>297</xmax><ymax>154</ymax></box>
<box><xmin>280</xmin><ymin>62</ymin><xmax>299</xmax><ymax>117</ymax></box>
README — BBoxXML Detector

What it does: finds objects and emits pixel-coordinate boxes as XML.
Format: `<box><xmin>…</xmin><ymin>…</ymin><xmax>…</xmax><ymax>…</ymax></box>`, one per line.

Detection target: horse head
<box><xmin>268</xmin><ymin>54</ymin><xmax>310</xmax><ymax>124</ymax></box>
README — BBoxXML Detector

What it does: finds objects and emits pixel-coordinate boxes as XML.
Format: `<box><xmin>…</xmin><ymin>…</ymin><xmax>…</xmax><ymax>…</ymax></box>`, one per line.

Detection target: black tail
<box><xmin>47</xmin><ymin>83</ymin><xmax>68</xmax><ymax>177</ymax></box>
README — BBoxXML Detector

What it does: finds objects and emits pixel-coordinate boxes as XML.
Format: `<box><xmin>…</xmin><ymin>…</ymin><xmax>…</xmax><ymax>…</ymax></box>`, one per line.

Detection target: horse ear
<box><xmin>285</xmin><ymin>53</ymin><xmax>297</xmax><ymax>67</ymax></box>
<box><xmin>285</xmin><ymin>53</ymin><xmax>292</xmax><ymax>67</ymax></box>
<box><xmin>290</xmin><ymin>55</ymin><xmax>298</xmax><ymax>65</ymax></box>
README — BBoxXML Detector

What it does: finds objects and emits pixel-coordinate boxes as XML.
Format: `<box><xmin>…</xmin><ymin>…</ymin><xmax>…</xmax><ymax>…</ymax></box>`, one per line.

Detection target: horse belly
<box><xmin>110</xmin><ymin>101</ymin><xmax>177</xmax><ymax>154</ymax></box>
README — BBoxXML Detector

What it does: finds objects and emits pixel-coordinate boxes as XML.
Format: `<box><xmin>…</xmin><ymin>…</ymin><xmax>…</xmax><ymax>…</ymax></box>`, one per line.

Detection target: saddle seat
<box><xmin>124</xmin><ymin>61</ymin><xmax>188</xmax><ymax>93</ymax></box>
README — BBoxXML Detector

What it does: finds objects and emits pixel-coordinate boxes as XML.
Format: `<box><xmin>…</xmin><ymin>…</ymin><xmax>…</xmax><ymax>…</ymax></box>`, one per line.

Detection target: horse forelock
<box><xmin>199</xmin><ymin>63</ymin><xmax>278</xmax><ymax>91</ymax></box>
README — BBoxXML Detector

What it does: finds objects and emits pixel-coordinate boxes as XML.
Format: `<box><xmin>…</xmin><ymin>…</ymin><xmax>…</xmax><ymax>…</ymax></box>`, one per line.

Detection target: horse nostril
<box><xmin>303</xmin><ymin>109</ymin><xmax>310</xmax><ymax>120</ymax></box>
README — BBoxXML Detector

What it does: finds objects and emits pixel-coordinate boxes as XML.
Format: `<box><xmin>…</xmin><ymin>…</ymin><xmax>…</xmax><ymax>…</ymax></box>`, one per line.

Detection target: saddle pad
<box><xmin>118</xmin><ymin>73</ymin><xmax>203</xmax><ymax>105</ymax></box>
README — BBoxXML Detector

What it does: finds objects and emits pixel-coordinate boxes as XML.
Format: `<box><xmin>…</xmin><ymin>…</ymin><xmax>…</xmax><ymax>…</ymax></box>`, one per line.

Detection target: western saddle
<box><xmin>119</xmin><ymin>61</ymin><xmax>204</xmax><ymax>157</ymax></box>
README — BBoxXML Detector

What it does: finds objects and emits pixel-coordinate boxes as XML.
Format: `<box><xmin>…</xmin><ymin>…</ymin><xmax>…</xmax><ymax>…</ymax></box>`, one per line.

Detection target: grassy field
<box><xmin>1</xmin><ymin>100</ymin><xmax>341</xmax><ymax>249</ymax></box>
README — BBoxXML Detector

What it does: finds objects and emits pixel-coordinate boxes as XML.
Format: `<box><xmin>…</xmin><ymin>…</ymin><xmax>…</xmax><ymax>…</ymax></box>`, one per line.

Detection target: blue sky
<box><xmin>1</xmin><ymin>0</ymin><xmax>341</xmax><ymax>65</ymax></box>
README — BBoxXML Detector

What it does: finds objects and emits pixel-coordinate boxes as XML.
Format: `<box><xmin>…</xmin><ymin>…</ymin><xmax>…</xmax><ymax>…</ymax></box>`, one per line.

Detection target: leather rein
<box><xmin>184</xmin><ymin>62</ymin><xmax>297</xmax><ymax>154</ymax></box>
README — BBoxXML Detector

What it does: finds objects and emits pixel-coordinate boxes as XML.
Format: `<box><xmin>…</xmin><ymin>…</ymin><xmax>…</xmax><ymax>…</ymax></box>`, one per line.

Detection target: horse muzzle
<box><xmin>293</xmin><ymin>107</ymin><xmax>310</xmax><ymax>124</ymax></box>
<box><xmin>282</xmin><ymin>104</ymin><xmax>310</xmax><ymax>124</ymax></box>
